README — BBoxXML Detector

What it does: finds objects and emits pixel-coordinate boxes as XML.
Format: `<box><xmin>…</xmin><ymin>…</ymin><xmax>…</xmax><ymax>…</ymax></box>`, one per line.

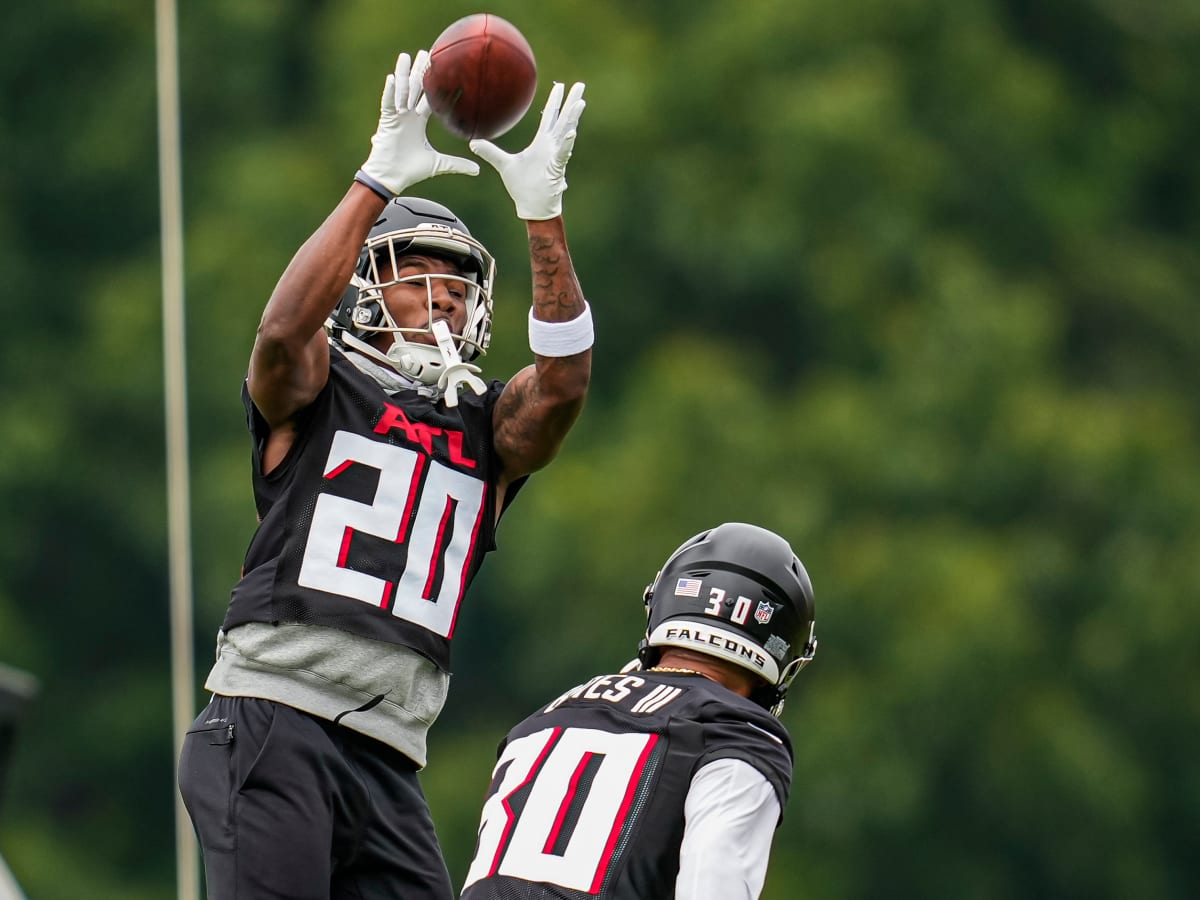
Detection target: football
<box><xmin>423</xmin><ymin>14</ymin><xmax>538</xmax><ymax>141</ymax></box>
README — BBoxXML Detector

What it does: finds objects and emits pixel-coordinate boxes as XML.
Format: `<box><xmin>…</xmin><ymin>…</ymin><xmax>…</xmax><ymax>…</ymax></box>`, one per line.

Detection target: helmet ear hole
<box><xmin>330</xmin><ymin>281</ymin><xmax>361</xmax><ymax>334</ymax></box>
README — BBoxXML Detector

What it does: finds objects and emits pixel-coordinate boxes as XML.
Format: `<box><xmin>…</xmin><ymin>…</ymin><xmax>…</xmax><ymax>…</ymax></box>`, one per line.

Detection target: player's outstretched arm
<box><xmin>492</xmin><ymin>217</ymin><xmax>592</xmax><ymax>486</ymax></box>
<box><xmin>472</xmin><ymin>82</ymin><xmax>592</xmax><ymax>496</ymax></box>
<box><xmin>249</xmin><ymin>185</ymin><xmax>383</xmax><ymax>432</ymax></box>
<box><xmin>249</xmin><ymin>50</ymin><xmax>479</xmax><ymax>433</ymax></box>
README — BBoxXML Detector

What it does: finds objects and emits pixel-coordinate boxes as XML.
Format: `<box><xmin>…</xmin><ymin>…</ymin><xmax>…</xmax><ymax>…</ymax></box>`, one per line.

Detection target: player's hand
<box><xmin>469</xmin><ymin>81</ymin><xmax>586</xmax><ymax>221</ymax></box>
<box><xmin>359</xmin><ymin>50</ymin><xmax>479</xmax><ymax>196</ymax></box>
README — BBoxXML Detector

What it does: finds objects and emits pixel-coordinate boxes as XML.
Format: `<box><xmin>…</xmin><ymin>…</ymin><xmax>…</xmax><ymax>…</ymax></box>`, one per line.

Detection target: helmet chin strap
<box><xmin>338</xmin><ymin>337</ymin><xmax>437</xmax><ymax>396</ymax></box>
<box><xmin>337</xmin><ymin>304</ymin><xmax>486</xmax><ymax>406</ymax></box>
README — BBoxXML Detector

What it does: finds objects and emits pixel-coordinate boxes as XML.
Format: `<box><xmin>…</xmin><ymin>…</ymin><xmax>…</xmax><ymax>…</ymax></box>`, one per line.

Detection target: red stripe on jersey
<box><xmin>394</xmin><ymin>454</ymin><xmax>427</xmax><ymax>542</ymax></box>
<box><xmin>325</xmin><ymin>459</ymin><xmax>353</xmax><ymax>479</ymax></box>
<box><xmin>444</xmin><ymin>490</ymin><xmax>486</xmax><ymax>639</ymax></box>
<box><xmin>422</xmin><ymin>497</ymin><xmax>456</xmax><ymax>600</ymax></box>
<box><xmin>590</xmin><ymin>733</ymin><xmax>659</xmax><ymax>894</ymax></box>
<box><xmin>543</xmin><ymin>752</ymin><xmax>596</xmax><ymax>855</ymax></box>
<box><xmin>492</xmin><ymin>727</ymin><xmax>563</xmax><ymax>878</ymax></box>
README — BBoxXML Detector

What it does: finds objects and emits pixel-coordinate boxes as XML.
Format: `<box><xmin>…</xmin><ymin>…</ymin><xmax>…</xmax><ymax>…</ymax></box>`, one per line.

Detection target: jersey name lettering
<box><xmin>542</xmin><ymin>674</ymin><xmax>685</xmax><ymax>717</ymax></box>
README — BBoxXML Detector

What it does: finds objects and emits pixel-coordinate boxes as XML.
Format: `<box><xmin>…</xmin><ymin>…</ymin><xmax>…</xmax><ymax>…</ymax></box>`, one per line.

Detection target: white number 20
<box><xmin>297</xmin><ymin>430</ymin><xmax>486</xmax><ymax>637</ymax></box>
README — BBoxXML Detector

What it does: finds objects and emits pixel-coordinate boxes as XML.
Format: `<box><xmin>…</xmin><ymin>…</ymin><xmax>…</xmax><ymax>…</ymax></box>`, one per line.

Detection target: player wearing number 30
<box><xmin>177</xmin><ymin>48</ymin><xmax>591</xmax><ymax>900</ymax></box>
<box><xmin>461</xmin><ymin>523</ymin><xmax>818</xmax><ymax>900</ymax></box>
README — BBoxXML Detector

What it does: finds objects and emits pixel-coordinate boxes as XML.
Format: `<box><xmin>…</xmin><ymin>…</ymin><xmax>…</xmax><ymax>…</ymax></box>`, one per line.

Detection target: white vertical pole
<box><xmin>153</xmin><ymin>0</ymin><xmax>199</xmax><ymax>898</ymax></box>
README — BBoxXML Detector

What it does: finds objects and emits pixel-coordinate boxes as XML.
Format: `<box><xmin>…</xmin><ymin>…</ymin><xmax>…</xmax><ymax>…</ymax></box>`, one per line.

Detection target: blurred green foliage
<box><xmin>1</xmin><ymin>0</ymin><xmax>1197</xmax><ymax>897</ymax></box>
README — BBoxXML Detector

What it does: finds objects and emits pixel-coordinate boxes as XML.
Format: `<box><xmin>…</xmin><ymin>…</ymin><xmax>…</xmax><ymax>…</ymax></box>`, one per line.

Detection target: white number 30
<box><xmin>463</xmin><ymin>726</ymin><xmax>658</xmax><ymax>892</ymax></box>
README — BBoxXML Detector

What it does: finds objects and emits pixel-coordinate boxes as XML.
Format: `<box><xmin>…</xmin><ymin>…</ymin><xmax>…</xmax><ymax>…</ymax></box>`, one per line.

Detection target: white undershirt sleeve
<box><xmin>675</xmin><ymin>757</ymin><xmax>782</xmax><ymax>900</ymax></box>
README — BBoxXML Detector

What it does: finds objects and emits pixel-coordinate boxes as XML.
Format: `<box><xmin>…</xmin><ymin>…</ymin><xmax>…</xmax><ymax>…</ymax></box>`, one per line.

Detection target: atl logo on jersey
<box><xmin>373</xmin><ymin>401</ymin><xmax>478</xmax><ymax>469</ymax></box>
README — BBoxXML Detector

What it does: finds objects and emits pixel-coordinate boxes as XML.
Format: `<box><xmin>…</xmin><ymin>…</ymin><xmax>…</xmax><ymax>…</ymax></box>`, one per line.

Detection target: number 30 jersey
<box><xmin>461</xmin><ymin>670</ymin><xmax>794</xmax><ymax>900</ymax></box>
<box><xmin>221</xmin><ymin>347</ymin><xmax>516</xmax><ymax>672</ymax></box>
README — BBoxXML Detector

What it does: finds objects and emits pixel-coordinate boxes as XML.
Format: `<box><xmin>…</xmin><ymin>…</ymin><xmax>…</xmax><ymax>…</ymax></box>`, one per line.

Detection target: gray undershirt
<box><xmin>204</xmin><ymin>621</ymin><xmax>450</xmax><ymax>768</ymax></box>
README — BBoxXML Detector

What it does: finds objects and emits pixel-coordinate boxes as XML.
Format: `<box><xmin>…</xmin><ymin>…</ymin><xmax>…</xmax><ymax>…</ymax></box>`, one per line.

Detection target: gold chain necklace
<box><xmin>649</xmin><ymin>666</ymin><xmax>704</xmax><ymax>675</ymax></box>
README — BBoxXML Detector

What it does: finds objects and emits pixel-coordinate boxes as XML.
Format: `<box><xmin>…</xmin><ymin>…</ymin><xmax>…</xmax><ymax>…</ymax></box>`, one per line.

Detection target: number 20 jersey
<box><xmin>461</xmin><ymin>670</ymin><xmax>794</xmax><ymax>900</ymax></box>
<box><xmin>221</xmin><ymin>347</ymin><xmax>516</xmax><ymax>672</ymax></box>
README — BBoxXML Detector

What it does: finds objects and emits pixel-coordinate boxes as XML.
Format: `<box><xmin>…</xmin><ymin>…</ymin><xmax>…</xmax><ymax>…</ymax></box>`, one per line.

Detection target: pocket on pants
<box><xmin>179</xmin><ymin>718</ymin><xmax>238</xmax><ymax>854</ymax></box>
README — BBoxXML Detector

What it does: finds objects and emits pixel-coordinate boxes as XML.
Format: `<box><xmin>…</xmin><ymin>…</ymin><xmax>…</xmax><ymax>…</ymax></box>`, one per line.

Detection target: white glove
<box><xmin>358</xmin><ymin>51</ymin><xmax>479</xmax><ymax>196</ymax></box>
<box><xmin>469</xmin><ymin>82</ymin><xmax>587</xmax><ymax>220</ymax></box>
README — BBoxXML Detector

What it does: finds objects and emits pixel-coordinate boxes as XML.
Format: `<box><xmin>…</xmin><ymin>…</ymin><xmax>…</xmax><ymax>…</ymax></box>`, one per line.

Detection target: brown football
<box><xmin>423</xmin><ymin>14</ymin><xmax>538</xmax><ymax>141</ymax></box>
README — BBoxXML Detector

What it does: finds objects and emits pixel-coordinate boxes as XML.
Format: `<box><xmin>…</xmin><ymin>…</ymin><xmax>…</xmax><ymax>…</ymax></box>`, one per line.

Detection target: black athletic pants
<box><xmin>178</xmin><ymin>695</ymin><xmax>454</xmax><ymax>900</ymax></box>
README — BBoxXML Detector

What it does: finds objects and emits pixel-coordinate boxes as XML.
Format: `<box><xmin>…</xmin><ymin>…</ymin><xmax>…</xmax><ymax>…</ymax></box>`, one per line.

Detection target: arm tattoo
<box><xmin>495</xmin><ymin>369</ymin><xmax>553</xmax><ymax>462</ymax></box>
<box><xmin>530</xmin><ymin>234</ymin><xmax>582</xmax><ymax>321</ymax></box>
<box><xmin>492</xmin><ymin>223</ymin><xmax>591</xmax><ymax>478</ymax></box>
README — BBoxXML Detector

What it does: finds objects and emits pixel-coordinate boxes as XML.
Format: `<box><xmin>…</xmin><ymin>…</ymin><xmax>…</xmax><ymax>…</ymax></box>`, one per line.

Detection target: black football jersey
<box><xmin>461</xmin><ymin>670</ymin><xmax>793</xmax><ymax>900</ymax></box>
<box><xmin>221</xmin><ymin>347</ymin><xmax>518</xmax><ymax>670</ymax></box>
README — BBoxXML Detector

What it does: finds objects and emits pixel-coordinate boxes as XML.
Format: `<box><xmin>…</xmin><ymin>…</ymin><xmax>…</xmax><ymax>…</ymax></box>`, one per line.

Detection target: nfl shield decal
<box><xmin>754</xmin><ymin>601</ymin><xmax>775</xmax><ymax>625</ymax></box>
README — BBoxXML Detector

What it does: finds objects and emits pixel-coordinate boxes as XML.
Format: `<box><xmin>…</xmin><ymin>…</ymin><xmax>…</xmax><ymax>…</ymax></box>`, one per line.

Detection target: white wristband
<box><xmin>528</xmin><ymin>302</ymin><xmax>594</xmax><ymax>357</ymax></box>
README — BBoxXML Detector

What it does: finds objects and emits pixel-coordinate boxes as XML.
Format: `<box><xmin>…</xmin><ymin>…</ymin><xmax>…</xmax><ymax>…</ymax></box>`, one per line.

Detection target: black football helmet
<box><xmin>326</xmin><ymin>196</ymin><xmax>496</xmax><ymax>385</ymax></box>
<box><xmin>637</xmin><ymin>522</ymin><xmax>817</xmax><ymax>715</ymax></box>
